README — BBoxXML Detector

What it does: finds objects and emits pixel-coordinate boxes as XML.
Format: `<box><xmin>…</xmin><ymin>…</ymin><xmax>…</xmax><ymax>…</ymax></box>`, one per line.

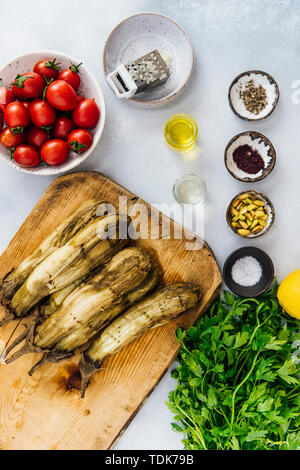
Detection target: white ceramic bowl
<box><xmin>103</xmin><ymin>12</ymin><xmax>194</xmax><ymax>108</ymax></box>
<box><xmin>0</xmin><ymin>51</ymin><xmax>106</xmax><ymax>175</ymax></box>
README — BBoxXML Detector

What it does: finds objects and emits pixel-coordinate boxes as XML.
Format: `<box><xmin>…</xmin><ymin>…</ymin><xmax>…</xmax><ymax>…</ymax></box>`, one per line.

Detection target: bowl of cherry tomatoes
<box><xmin>0</xmin><ymin>51</ymin><xmax>105</xmax><ymax>175</ymax></box>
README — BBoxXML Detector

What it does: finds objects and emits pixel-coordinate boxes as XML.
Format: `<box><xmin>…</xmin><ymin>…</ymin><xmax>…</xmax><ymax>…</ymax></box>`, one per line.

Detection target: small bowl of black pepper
<box><xmin>228</xmin><ymin>70</ymin><xmax>279</xmax><ymax>121</ymax></box>
<box><xmin>225</xmin><ymin>131</ymin><xmax>276</xmax><ymax>182</ymax></box>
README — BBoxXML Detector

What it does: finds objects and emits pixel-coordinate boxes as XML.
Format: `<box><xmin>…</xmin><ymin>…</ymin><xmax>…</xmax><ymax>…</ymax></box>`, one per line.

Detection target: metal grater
<box><xmin>107</xmin><ymin>50</ymin><xmax>170</xmax><ymax>99</ymax></box>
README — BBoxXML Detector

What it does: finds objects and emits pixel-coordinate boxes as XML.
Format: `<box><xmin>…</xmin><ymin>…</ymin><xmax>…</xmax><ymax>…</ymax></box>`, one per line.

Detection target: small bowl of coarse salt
<box><xmin>223</xmin><ymin>247</ymin><xmax>274</xmax><ymax>297</ymax></box>
<box><xmin>228</xmin><ymin>70</ymin><xmax>279</xmax><ymax>121</ymax></box>
<box><xmin>225</xmin><ymin>131</ymin><xmax>276</xmax><ymax>182</ymax></box>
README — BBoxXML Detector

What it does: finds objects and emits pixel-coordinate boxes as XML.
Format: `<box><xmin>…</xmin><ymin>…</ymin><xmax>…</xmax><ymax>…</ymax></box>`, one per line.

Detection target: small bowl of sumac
<box><xmin>224</xmin><ymin>131</ymin><xmax>276</xmax><ymax>182</ymax></box>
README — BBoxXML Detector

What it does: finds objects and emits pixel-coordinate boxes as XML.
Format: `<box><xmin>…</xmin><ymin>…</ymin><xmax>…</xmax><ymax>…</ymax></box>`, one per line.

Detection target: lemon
<box><xmin>277</xmin><ymin>269</ymin><xmax>300</xmax><ymax>319</ymax></box>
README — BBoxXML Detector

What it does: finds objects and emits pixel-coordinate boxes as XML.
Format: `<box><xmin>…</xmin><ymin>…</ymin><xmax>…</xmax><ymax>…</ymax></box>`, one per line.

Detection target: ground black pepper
<box><xmin>240</xmin><ymin>80</ymin><xmax>267</xmax><ymax>115</ymax></box>
<box><xmin>233</xmin><ymin>144</ymin><xmax>265</xmax><ymax>174</ymax></box>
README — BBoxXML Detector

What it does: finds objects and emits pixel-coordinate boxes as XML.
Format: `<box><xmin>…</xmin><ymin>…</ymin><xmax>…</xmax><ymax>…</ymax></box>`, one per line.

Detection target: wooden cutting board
<box><xmin>0</xmin><ymin>171</ymin><xmax>221</xmax><ymax>450</ymax></box>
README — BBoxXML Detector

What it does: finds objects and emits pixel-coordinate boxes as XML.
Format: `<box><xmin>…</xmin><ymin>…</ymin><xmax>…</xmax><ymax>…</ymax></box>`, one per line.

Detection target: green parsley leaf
<box><xmin>277</xmin><ymin>360</ymin><xmax>299</xmax><ymax>384</ymax></box>
<box><xmin>167</xmin><ymin>285</ymin><xmax>300</xmax><ymax>450</ymax></box>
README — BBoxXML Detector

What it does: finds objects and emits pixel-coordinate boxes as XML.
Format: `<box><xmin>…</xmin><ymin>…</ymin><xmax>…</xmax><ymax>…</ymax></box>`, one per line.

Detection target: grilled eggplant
<box><xmin>26</xmin><ymin>260</ymin><xmax>162</xmax><ymax>375</ymax></box>
<box><xmin>8</xmin><ymin>213</ymin><xmax>129</xmax><ymax>318</ymax></box>
<box><xmin>55</xmin><ymin>261</ymin><xmax>162</xmax><ymax>353</ymax></box>
<box><xmin>1</xmin><ymin>200</ymin><xmax>103</xmax><ymax>309</ymax></box>
<box><xmin>5</xmin><ymin>248</ymin><xmax>160</xmax><ymax>371</ymax></box>
<box><xmin>79</xmin><ymin>283</ymin><xmax>201</xmax><ymax>397</ymax></box>
<box><xmin>34</xmin><ymin>247</ymin><xmax>153</xmax><ymax>349</ymax></box>
<box><xmin>40</xmin><ymin>278</ymin><xmax>86</xmax><ymax>317</ymax></box>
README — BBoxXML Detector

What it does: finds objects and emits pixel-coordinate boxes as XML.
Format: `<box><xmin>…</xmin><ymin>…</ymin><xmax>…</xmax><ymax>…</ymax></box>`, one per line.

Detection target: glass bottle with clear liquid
<box><xmin>173</xmin><ymin>174</ymin><xmax>206</xmax><ymax>205</ymax></box>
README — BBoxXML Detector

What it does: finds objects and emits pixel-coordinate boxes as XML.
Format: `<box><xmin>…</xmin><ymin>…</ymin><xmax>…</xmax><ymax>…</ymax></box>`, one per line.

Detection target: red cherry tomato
<box><xmin>76</xmin><ymin>95</ymin><xmax>84</xmax><ymax>105</ymax></box>
<box><xmin>53</xmin><ymin>116</ymin><xmax>75</xmax><ymax>141</ymax></box>
<box><xmin>11</xmin><ymin>84</ymin><xmax>26</xmax><ymax>100</ymax></box>
<box><xmin>0</xmin><ymin>127</ymin><xmax>26</xmax><ymax>149</ymax></box>
<box><xmin>41</xmin><ymin>139</ymin><xmax>69</xmax><ymax>165</ymax></box>
<box><xmin>0</xmin><ymin>86</ymin><xmax>15</xmax><ymax>113</ymax></box>
<box><xmin>72</xmin><ymin>98</ymin><xmax>100</xmax><ymax>128</ymax></box>
<box><xmin>4</xmin><ymin>102</ymin><xmax>30</xmax><ymax>132</ymax></box>
<box><xmin>27</xmin><ymin>127</ymin><xmax>49</xmax><ymax>149</ymax></box>
<box><xmin>11</xmin><ymin>72</ymin><xmax>45</xmax><ymax>99</ymax></box>
<box><xmin>46</xmin><ymin>80</ymin><xmax>77</xmax><ymax>111</ymax></box>
<box><xmin>33</xmin><ymin>58</ymin><xmax>61</xmax><ymax>80</ymax></box>
<box><xmin>22</xmin><ymin>102</ymin><xmax>31</xmax><ymax>111</ymax></box>
<box><xmin>58</xmin><ymin>63</ymin><xmax>81</xmax><ymax>91</ymax></box>
<box><xmin>68</xmin><ymin>129</ymin><xmax>93</xmax><ymax>154</ymax></box>
<box><xmin>22</xmin><ymin>102</ymin><xmax>32</xmax><ymax>124</ymax></box>
<box><xmin>13</xmin><ymin>144</ymin><xmax>41</xmax><ymax>168</ymax></box>
<box><xmin>0</xmin><ymin>114</ymin><xmax>2</xmax><ymax>132</ymax></box>
<box><xmin>29</xmin><ymin>99</ymin><xmax>56</xmax><ymax>128</ymax></box>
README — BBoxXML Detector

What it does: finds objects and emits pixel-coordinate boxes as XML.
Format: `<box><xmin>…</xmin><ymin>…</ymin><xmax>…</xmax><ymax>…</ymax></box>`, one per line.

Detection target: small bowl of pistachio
<box><xmin>226</xmin><ymin>190</ymin><xmax>275</xmax><ymax>238</ymax></box>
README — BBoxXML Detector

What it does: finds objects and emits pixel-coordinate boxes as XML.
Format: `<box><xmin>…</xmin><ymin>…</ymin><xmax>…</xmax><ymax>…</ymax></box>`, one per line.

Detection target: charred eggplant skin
<box><xmin>1</xmin><ymin>200</ymin><xmax>104</xmax><ymax>307</ymax></box>
<box><xmin>55</xmin><ymin>261</ymin><xmax>162</xmax><ymax>353</ymax></box>
<box><xmin>7</xmin><ymin>213</ymin><xmax>129</xmax><ymax>319</ymax></box>
<box><xmin>6</xmin><ymin>248</ymin><xmax>161</xmax><ymax>373</ymax></box>
<box><xmin>34</xmin><ymin>247</ymin><xmax>153</xmax><ymax>350</ymax></box>
<box><xmin>79</xmin><ymin>283</ymin><xmax>201</xmax><ymax>397</ymax></box>
<box><xmin>40</xmin><ymin>278</ymin><xmax>86</xmax><ymax>317</ymax></box>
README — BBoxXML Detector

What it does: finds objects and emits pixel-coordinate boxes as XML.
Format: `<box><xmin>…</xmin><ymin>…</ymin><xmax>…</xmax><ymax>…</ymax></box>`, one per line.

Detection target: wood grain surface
<box><xmin>0</xmin><ymin>171</ymin><xmax>221</xmax><ymax>450</ymax></box>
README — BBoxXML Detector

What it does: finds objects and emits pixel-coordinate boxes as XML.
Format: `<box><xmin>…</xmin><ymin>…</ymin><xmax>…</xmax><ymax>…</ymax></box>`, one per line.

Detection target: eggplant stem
<box><xmin>0</xmin><ymin>309</ymin><xmax>15</xmax><ymax>327</ymax></box>
<box><xmin>28</xmin><ymin>350</ymin><xmax>74</xmax><ymax>376</ymax></box>
<box><xmin>5</xmin><ymin>309</ymin><xmax>42</xmax><ymax>364</ymax></box>
<box><xmin>5</xmin><ymin>324</ymin><xmax>29</xmax><ymax>356</ymax></box>
<box><xmin>79</xmin><ymin>354</ymin><xmax>99</xmax><ymax>398</ymax></box>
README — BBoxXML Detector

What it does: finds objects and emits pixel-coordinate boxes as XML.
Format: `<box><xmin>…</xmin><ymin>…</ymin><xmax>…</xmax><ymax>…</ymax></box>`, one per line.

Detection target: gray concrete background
<box><xmin>0</xmin><ymin>0</ymin><xmax>299</xmax><ymax>449</ymax></box>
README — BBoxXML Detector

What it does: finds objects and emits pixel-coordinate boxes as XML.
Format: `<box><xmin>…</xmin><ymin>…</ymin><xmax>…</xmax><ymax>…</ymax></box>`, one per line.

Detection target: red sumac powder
<box><xmin>233</xmin><ymin>144</ymin><xmax>265</xmax><ymax>174</ymax></box>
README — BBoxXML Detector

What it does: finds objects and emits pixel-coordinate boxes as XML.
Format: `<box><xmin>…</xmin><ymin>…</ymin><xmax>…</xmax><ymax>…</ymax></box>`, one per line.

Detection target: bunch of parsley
<box><xmin>167</xmin><ymin>283</ymin><xmax>300</xmax><ymax>450</ymax></box>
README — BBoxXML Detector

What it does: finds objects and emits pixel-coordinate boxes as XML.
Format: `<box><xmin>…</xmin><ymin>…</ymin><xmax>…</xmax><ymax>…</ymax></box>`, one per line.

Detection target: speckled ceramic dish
<box><xmin>226</xmin><ymin>190</ymin><xmax>275</xmax><ymax>239</ymax></box>
<box><xmin>225</xmin><ymin>131</ymin><xmax>276</xmax><ymax>182</ymax></box>
<box><xmin>103</xmin><ymin>12</ymin><xmax>194</xmax><ymax>108</ymax></box>
<box><xmin>229</xmin><ymin>70</ymin><xmax>279</xmax><ymax>121</ymax></box>
<box><xmin>223</xmin><ymin>246</ymin><xmax>274</xmax><ymax>297</ymax></box>
<box><xmin>0</xmin><ymin>51</ymin><xmax>106</xmax><ymax>176</ymax></box>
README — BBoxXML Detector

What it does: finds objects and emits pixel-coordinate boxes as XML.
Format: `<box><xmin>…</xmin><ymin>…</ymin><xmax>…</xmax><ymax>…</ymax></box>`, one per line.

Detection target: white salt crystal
<box><xmin>231</xmin><ymin>256</ymin><xmax>262</xmax><ymax>287</ymax></box>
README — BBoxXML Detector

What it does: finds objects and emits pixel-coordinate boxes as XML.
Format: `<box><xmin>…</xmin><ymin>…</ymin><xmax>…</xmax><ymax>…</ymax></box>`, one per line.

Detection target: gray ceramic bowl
<box><xmin>103</xmin><ymin>12</ymin><xmax>194</xmax><ymax>108</ymax></box>
<box><xmin>223</xmin><ymin>246</ymin><xmax>274</xmax><ymax>297</ymax></box>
